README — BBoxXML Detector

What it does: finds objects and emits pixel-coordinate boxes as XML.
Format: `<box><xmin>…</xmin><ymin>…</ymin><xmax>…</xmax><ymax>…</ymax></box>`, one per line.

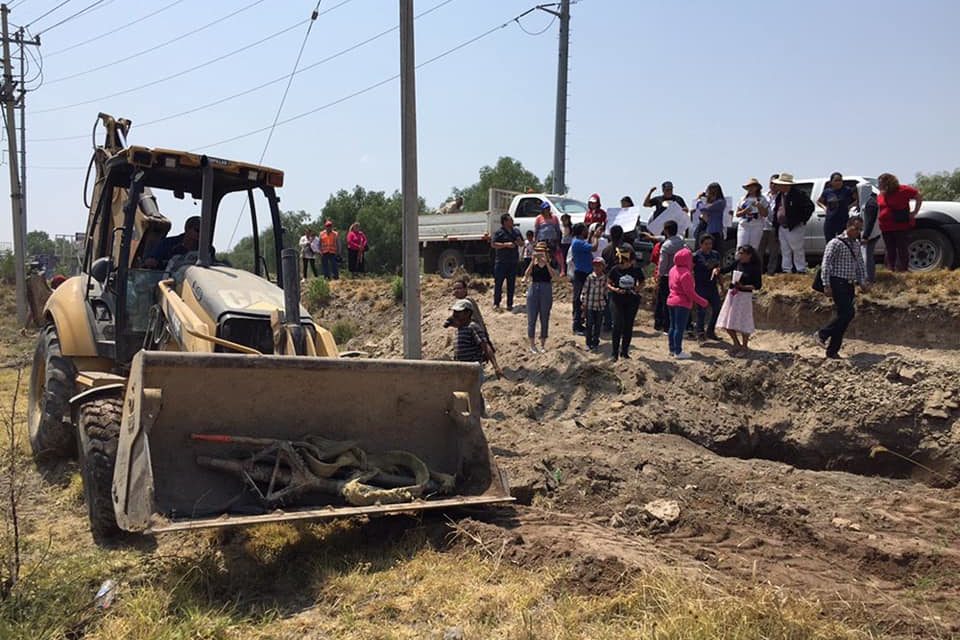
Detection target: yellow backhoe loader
<box><xmin>26</xmin><ymin>114</ymin><xmax>511</xmax><ymax>541</ymax></box>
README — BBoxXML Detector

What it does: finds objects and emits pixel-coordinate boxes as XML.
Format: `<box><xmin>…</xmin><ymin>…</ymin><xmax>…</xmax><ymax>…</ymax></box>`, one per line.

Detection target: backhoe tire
<box><xmin>27</xmin><ymin>326</ymin><xmax>77</xmax><ymax>462</ymax></box>
<box><xmin>77</xmin><ymin>398</ymin><xmax>122</xmax><ymax>542</ymax></box>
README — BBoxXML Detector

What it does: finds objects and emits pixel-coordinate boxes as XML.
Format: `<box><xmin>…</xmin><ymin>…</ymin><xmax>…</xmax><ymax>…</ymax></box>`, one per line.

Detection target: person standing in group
<box><xmin>860</xmin><ymin>191</ymin><xmax>881</xmax><ymax>283</ymax></box>
<box><xmin>877</xmin><ymin>172</ymin><xmax>922</xmax><ymax>272</ymax></box>
<box><xmin>524</xmin><ymin>242</ymin><xmax>558</xmax><ymax>353</ymax></box>
<box><xmin>758</xmin><ymin>174</ymin><xmax>782</xmax><ymax>274</ymax></box>
<box><xmin>771</xmin><ymin>172</ymin><xmax>815</xmax><ymax>273</ymax></box>
<box><xmin>534</xmin><ymin>201</ymin><xmax>563</xmax><ymax>268</ymax></box>
<box><xmin>559</xmin><ymin>214</ymin><xmax>573</xmax><ymax>275</ymax></box>
<box><xmin>451</xmin><ymin>278</ymin><xmax>502</xmax><ymax>375</ymax></box>
<box><xmin>580</xmin><ymin>256</ymin><xmax>608</xmax><ymax>351</ymax></box>
<box><xmin>692</xmin><ymin>234</ymin><xmax>723</xmax><ymax>341</ymax></box>
<box><xmin>319</xmin><ymin>221</ymin><xmax>340</xmax><ymax>280</ymax></box>
<box><xmin>519</xmin><ymin>229</ymin><xmax>535</xmax><ymax>276</ymax></box>
<box><xmin>817</xmin><ymin>172</ymin><xmax>859</xmax><ymax>243</ymax></box>
<box><xmin>346</xmin><ymin>223</ymin><xmax>368</xmax><ymax>274</ymax></box>
<box><xmin>446</xmin><ymin>299</ymin><xmax>501</xmax><ymax>379</ymax></box>
<box><xmin>643</xmin><ymin>181</ymin><xmax>688</xmax><ymax>220</ymax></box>
<box><xmin>736</xmin><ymin>178</ymin><xmax>768</xmax><ymax>251</ymax></box>
<box><xmin>569</xmin><ymin>223</ymin><xmax>600</xmax><ymax>335</ymax></box>
<box><xmin>601</xmin><ymin>225</ymin><xmax>625</xmax><ymax>332</ymax></box>
<box><xmin>693</xmin><ymin>183</ymin><xmax>727</xmax><ymax>255</ymax></box>
<box><xmin>298</xmin><ymin>229</ymin><xmax>318</xmax><ymax>279</ymax></box>
<box><xmin>653</xmin><ymin>220</ymin><xmax>685</xmax><ymax>332</ymax></box>
<box><xmin>715</xmin><ymin>245</ymin><xmax>763</xmax><ymax>355</ymax></box>
<box><xmin>606</xmin><ymin>244</ymin><xmax>645</xmax><ymax>361</ymax></box>
<box><xmin>585</xmin><ymin>193</ymin><xmax>607</xmax><ymax>227</ymax></box>
<box><xmin>815</xmin><ymin>217</ymin><xmax>869</xmax><ymax>359</ymax></box>
<box><xmin>491</xmin><ymin>213</ymin><xmax>523</xmax><ymax>311</ymax></box>
<box><xmin>666</xmin><ymin>247</ymin><xmax>709</xmax><ymax>359</ymax></box>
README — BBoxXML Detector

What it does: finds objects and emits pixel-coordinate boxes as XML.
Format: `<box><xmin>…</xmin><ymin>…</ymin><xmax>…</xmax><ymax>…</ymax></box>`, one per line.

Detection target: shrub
<box><xmin>330</xmin><ymin>320</ymin><xmax>357</xmax><ymax>345</ymax></box>
<box><xmin>305</xmin><ymin>277</ymin><xmax>331</xmax><ymax>307</ymax></box>
<box><xmin>391</xmin><ymin>276</ymin><xmax>403</xmax><ymax>302</ymax></box>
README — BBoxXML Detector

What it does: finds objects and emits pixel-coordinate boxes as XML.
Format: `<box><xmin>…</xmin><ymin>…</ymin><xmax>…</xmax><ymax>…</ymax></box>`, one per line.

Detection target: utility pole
<box><xmin>0</xmin><ymin>3</ymin><xmax>32</xmax><ymax>325</ymax></box>
<box><xmin>16</xmin><ymin>26</ymin><xmax>25</xmax><ymax>244</ymax></box>
<box><xmin>538</xmin><ymin>0</ymin><xmax>570</xmax><ymax>194</ymax></box>
<box><xmin>399</xmin><ymin>0</ymin><xmax>421</xmax><ymax>359</ymax></box>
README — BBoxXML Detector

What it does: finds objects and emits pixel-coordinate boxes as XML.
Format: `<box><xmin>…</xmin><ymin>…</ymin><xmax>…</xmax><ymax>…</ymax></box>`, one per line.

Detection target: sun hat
<box><xmin>771</xmin><ymin>172</ymin><xmax>796</xmax><ymax>186</ymax></box>
<box><xmin>534</xmin><ymin>241</ymin><xmax>549</xmax><ymax>252</ymax></box>
<box><xmin>742</xmin><ymin>177</ymin><xmax>762</xmax><ymax>190</ymax></box>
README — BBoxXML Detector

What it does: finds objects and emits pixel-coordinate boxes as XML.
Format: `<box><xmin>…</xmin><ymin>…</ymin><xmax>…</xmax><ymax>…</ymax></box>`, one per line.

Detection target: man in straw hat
<box><xmin>771</xmin><ymin>172</ymin><xmax>815</xmax><ymax>273</ymax></box>
<box><xmin>758</xmin><ymin>174</ymin><xmax>782</xmax><ymax>274</ymax></box>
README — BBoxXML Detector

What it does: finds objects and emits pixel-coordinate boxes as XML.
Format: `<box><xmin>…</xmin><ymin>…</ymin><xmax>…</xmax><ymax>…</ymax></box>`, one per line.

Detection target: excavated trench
<box><xmin>649</xmin><ymin>413</ymin><xmax>959</xmax><ymax>488</ymax></box>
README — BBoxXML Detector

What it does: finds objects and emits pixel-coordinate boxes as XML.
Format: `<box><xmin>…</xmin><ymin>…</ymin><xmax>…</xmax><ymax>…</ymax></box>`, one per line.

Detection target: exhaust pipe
<box><xmin>280</xmin><ymin>248</ymin><xmax>306</xmax><ymax>354</ymax></box>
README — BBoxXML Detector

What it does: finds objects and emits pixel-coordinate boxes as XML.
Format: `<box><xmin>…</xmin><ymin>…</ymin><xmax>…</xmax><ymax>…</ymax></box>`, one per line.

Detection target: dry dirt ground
<box><xmin>314</xmin><ymin>273</ymin><xmax>960</xmax><ymax>637</ymax></box>
<box><xmin>1</xmin><ymin>273</ymin><xmax>958</xmax><ymax>639</ymax></box>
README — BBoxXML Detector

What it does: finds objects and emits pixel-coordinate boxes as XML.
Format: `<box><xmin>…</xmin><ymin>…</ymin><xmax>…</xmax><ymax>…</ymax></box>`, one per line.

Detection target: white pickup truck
<box><xmin>419</xmin><ymin>188</ymin><xmax>590</xmax><ymax>277</ymax></box>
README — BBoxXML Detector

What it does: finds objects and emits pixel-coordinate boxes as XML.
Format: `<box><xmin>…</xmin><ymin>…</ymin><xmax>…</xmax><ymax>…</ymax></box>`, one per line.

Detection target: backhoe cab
<box><xmin>26</xmin><ymin>113</ymin><xmax>510</xmax><ymax>542</ymax></box>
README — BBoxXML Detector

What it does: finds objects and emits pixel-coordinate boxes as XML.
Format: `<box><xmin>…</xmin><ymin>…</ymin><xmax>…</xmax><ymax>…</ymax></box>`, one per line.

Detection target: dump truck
<box><xmin>27</xmin><ymin>114</ymin><xmax>511</xmax><ymax>541</ymax></box>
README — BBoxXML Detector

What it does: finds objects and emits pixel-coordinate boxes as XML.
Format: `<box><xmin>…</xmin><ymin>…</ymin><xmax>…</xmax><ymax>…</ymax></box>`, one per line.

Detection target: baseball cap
<box><xmin>449</xmin><ymin>299</ymin><xmax>472</xmax><ymax>312</ymax></box>
<box><xmin>539</xmin><ymin>200</ymin><xmax>551</xmax><ymax>210</ymax></box>
<box><xmin>662</xmin><ymin>181</ymin><xmax>673</xmax><ymax>189</ymax></box>
<box><xmin>592</xmin><ymin>256</ymin><xmax>604</xmax><ymax>264</ymax></box>
<box><xmin>588</xmin><ymin>195</ymin><xmax>599</xmax><ymax>203</ymax></box>
<box><xmin>324</xmin><ymin>220</ymin><xmax>333</xmax><ymax>227</ymax></box>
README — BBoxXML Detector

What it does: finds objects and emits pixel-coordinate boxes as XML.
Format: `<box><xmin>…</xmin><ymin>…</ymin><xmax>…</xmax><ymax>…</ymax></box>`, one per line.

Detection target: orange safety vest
<box><xmin>319</xmin><ymin>230</ymin><xmax>338</xmax><ymax>254</ymax></box>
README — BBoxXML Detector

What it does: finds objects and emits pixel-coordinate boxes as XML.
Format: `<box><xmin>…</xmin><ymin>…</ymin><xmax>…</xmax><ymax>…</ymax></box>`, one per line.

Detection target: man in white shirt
<box><xmin>758</xmin><ymin>174</ymin><xmax>781</xmax><ymax>274</ymax></box>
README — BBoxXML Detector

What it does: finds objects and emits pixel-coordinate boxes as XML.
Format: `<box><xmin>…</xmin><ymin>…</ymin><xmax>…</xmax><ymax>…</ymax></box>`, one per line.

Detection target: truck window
<box><xmin>514</xmin><ymin>197</ymin><xmax>543</xmax><ymax>218</ymax></box>
<box><xmin>795</xmin><ymin>182</ymin><xmax>815</xmax><ymax>199</ymax></box>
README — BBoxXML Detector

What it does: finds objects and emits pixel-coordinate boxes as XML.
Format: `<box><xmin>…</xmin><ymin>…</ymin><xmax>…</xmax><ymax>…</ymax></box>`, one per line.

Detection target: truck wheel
<box><xmin>909</xmin><ymin>229</ymin><xmax>955</xmax><ymax>272</ymax></box>
<box><xmin>77</xmin><ymin>398</ymin><xmax>122</xmax><ymax>542</ymax></box>
<box><xmin>27</xmin><ymin>326</ymin><xmax>77</xmax><ymax>462</ymax></box>
<box><xmin>438</xmin><ymin>248</ymin><xmax>465</xmax><ymax>279</ymax></box>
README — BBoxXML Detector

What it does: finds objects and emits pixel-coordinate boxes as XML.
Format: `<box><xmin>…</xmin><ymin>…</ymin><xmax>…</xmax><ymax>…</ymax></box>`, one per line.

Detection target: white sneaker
<box><xmin>675</xmin><ymin>351</ymin><xmax>692</xmax><ymax>360</ymax></box>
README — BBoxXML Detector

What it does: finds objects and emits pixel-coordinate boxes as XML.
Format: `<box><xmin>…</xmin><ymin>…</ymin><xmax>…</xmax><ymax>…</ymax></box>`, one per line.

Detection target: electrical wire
<box><xmin>197</xmin><ymin>13</ymin><xmax>518</xmax><ymax>153</ymax></box>
<box><xmin>43</xmin><ymin>0</ymin><xmax>271</xmax><ymax>85</ymax></box>
<box><xmin>225</xmin><ymin>0</ymin><xmax>325</xmax><ymax>247</ymax></box>
<box><xmin>46</xmin><ymin>0</ymin><xmax>186</xmax><ymax>58</ymax></box>
<box><xmin>515</xmin><ymin>12</ymin><xmax>556</xmax><ymax>36</ymax></box>
<box><xmin>29</xmin><ymin>0</ymin><xmax>454</xmax><ymax>142</ymax></box>
<box><xmin>32</xmin><ymin>18</ymin><xmax>311</xmax><ymax>114</ymax></box>
<box><xmin>23</xmin><ymin>0</ymin><xmax>73</xmax><ymax>28</ymax></box>
<box><xmin>36</xmin><ymin>0</ymin><xmax>112</xmax><ymax>36</ymax></box>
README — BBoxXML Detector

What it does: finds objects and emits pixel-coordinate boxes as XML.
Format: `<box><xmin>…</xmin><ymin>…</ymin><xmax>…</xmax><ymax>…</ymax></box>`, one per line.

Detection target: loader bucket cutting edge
<box><xmin>112</xmin><ymin>351</ymin><xmax>512</xmax><ymax>533</ymax></box>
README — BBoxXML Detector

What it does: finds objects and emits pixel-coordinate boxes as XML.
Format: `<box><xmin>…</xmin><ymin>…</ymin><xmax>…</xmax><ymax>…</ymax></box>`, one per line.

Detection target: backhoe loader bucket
<box><xmin>112</xmin><ymin>351</ymin><xmax>512</xmax><ymax>533</ymax></box>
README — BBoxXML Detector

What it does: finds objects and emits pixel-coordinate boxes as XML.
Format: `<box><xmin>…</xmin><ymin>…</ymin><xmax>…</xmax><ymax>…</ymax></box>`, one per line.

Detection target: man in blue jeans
<box><xmin>490</xmin><ymin>213</ymin><xmax>523</xmax><ymax>310</ymax></box>
<box><xmin>569</xmin><ymin>223</ymin><xmax>599</xmax><ymax>335</ymax></box>
<box><xmin>816</xmin><ymin>217</ymin><xmax>869</xmax><ymax>359</ymax></box>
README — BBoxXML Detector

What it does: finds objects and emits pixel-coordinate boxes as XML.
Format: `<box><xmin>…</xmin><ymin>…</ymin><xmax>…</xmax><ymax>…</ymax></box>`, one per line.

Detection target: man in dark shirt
<box><xmin>144</xmin><ymin>216</ymin><xmax>201</xmax><ymax>269</ymax></box>
<box><xmin>490</xmin><ymin>213</ymin><xmax>523</xmax><ymax>310</ymax></box>
<box><xmin>643</xmin><ymin>181</ymin><xmax>689</xmax><ymax>220</ymax></box>
<box><xmin>692</xmin><ymin>234</ymin><xmax>723</xmax><ymax>340</ymax></box>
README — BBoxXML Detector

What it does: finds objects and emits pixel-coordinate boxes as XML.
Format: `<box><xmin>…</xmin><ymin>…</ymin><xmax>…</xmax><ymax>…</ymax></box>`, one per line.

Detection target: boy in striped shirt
<box><xmin>447</xmin><ymin>299</ymin><xmax>501</xmax><ymax>378</ymax></box>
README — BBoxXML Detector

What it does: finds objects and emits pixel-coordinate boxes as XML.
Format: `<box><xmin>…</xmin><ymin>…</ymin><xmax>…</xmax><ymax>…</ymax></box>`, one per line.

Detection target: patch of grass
<box><xmin>304</xmin><ymin>277</ymin><xmax>331</xmax><ymax>307</ymax></box>
<box><xmin>391</xmin><ymin>276</ymin><xmax>403</xmax><ymax>303</ymax></box>
<box><xmin>330</xmin><ymin>320</ymin><xmax>358</xmax><ymax>346</ymax></box>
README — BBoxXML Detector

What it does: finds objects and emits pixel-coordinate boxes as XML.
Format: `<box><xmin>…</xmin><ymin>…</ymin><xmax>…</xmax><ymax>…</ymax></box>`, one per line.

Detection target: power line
<box><xmin>29</xmin><ymin>0</ymin><xmax>455</xmax><ymax>142</ymax></box>
<box><xmin>516</xmin><ymin>12</ymin><xmax>557</xmax><ymax>36</ymax></box>
<box><xmin>196</xmin><ymin>13</ymin><xmax>517</xmax><ymax>153</ymax></box>
<box><xmin>45</xmin><ymin>0</ymin><xmax>186</xmax><ymax>58</ymax></box>
<box><xmin>23</xmin><ymin>0</ymin><xmax>73</xmax><ymax>28</ymax></box>
<box><xmin>44</xmin><ymin>0</ymin><xmax>270</xmax><ymax>85</ymax></box>
<box><xmin>226</xmin><ymin>0</ymin><xmax>325</xmax><ymax>247</ymax></box>
<box><xmin>37</xmin><ymin>0</ymin><xmax>111</xmax><ymax>36</ymax></box>
<box><xmin>33</xmin><ymin>18</ymin><xmax>311</xmax><ymax>114</ymax></box>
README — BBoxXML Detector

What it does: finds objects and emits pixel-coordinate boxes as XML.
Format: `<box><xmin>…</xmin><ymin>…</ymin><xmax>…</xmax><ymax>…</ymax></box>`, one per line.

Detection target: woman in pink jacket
<box><xmin>666</xmin><ymin>247</ymin><xmax>709</xmax><ymax>359</ymax></box>
<box><xmin>346</xmin><ymin>222</ymin><xmax>368</xmax><ymax>273</ymax></box>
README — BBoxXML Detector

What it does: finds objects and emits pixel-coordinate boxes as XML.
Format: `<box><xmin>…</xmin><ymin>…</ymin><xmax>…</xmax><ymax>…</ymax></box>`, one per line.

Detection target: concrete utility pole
<box><xmin>399</xmin><ymin>0</ymin><xmax>421</xmax><ymax>359</ymax></box>
<box><xmin>539</xmin><ymin>0</ymin><xmax>570</xmax><ymax>195</ymax></box>
<box><xmin>0</xmin><ymin>4</ymin><xmax>29</xmax><ymax>325</ymax></box>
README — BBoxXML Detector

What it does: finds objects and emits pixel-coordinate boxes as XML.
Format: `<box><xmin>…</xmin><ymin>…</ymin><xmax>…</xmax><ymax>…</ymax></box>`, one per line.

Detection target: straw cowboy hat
<box><xmin>772</xmin><ymin>172</ymin><xmax>796</xmax><ymax>185</ymax></box>
<box><xmin>742</xmin><ymin>177</ymin><xmax>763</xmax><ymax>190</ymax></box>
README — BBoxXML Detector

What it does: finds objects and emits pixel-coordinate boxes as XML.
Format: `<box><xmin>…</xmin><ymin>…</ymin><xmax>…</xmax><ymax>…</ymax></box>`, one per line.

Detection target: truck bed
<box><xmin>418</xmin><ymin>211</ymin><xmax>493</xmax><ymax>242</ymax></box>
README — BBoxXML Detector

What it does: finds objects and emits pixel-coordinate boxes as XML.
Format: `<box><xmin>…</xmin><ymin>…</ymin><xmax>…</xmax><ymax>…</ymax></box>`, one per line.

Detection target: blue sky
<box><xmin>5</xmin><ymin>0</ymin><xmax>960</xmax><ymax>248</ymax></box>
